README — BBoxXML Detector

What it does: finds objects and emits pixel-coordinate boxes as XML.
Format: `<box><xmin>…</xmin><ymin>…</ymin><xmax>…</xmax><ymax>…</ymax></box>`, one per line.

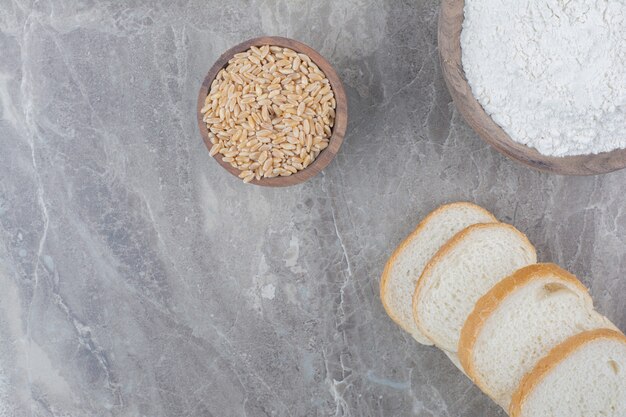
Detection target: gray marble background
<box><xmin>0</xmin><ymin>1</ymin><xmax>624</xmax><ymax>416</ymax></box>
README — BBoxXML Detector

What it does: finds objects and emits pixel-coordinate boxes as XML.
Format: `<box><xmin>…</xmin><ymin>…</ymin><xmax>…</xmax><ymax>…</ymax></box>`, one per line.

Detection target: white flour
<box><xmin>461</xmin><ymin>0</ymin><xmax>626</xmax><ymax>157</ymax></box>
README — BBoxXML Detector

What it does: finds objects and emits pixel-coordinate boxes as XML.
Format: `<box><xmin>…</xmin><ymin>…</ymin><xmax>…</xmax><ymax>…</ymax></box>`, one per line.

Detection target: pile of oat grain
<box><xmin>201</xmin><ymin>45</ymin><xmax>336</xmax><ymax>183</ymax></box>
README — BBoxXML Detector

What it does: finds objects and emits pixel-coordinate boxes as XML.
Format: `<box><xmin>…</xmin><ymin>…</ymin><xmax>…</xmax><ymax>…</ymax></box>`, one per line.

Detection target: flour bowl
<box><xmin>438</xmin><ymin>0</ymin><xmax>626</xmax><ymax>175</ymax></box>
<box><xmin>197</xmin><ymin>36</ymin><xmax>348</xmax><ymax>186</ymax></box>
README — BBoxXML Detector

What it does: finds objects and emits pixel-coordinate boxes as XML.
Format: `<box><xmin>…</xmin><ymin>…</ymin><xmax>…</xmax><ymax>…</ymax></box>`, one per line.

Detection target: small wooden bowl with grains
<box><xmin>197</xmin><ymin>36</ymin><xmax>348</xmax><ymax>186</ymax></box>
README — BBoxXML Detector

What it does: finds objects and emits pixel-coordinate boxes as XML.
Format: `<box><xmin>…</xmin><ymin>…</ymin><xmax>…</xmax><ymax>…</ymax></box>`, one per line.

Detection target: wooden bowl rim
<box><xmin>197</xmin><ymin>36</ymin><xmax>348</xmax><ymax>186</ymax></box>
<box><xmin>438</xmin><ymin>0</ymin><xmax>626</xmax><ymax>176</ymax></box>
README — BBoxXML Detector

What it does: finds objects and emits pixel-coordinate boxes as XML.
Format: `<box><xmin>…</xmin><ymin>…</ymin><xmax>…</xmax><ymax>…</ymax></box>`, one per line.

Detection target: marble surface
<box><xmin>0</xmin><ymin>1</ymin><xmax>624</xmax><ymax>416</ymax></box>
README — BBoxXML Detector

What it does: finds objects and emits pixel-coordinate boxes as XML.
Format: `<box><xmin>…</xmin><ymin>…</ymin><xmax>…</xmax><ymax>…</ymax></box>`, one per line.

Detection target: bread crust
<box><xmin>509</xmin><ymin>328</ymin><xmax>626</xmax><ymax>417</ymax></box>
<box><xmin>380</xmin><ymin>202</ymin><xmax>496</xmax><ymax>340</ymax></box>
<box><xmin>457</xmin><ymin>263</ymin><xmax>592</xmax><ymax>401</ymax></box>
<box><xmin>411</xmin><ymin>222</ymin><xmax>535</xmax><ymax>349</ymax></box>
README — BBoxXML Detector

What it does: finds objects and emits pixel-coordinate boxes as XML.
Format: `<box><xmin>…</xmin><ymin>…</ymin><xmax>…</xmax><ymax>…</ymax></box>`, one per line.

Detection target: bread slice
<box><xmin>458</xmin><ymin>263</ymin><xmax>617</xmax><ymax>409</ymax></box>
<box><xmin>510</xmin><ymin>328</ymin><xmax>626</xmax><ymax>417</ymax></box>
<box><xmin>412</xmin><ymin>223</ymin><xmax>537</xmax><ymax>353</ymax></box>
<box><xmin>380</xmin><ymin>202</ymin><xmax>497</xmax><ymax>345</ymax></box>
<box><xmin>444</xmin><ymin>349</ymin><xmax>465</xmax><ymax>372</ymax></box>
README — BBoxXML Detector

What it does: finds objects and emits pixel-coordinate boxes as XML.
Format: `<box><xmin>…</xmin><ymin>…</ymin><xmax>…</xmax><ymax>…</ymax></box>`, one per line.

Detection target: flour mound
<box><xmin>461</xmin><ymin>0</ymin><xmax>626</xmax><ymax>157</ymax></box>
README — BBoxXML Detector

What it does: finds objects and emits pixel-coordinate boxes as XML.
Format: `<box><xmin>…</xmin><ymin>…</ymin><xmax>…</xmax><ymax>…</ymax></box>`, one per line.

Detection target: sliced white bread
<box><xmin>380</xmin><ymin>202</ymin><xmax>497</xmax><ymax>345</ymax></box>
<box><xmin>510</xmin><ymin>328</ymin><xmax>626</xmax><ymax>417</ymax></box>
<box><xmin>458</xmin><ymin>263</ymin><xmax>617</xmax><ymax>409</ymax></box>
<box><xmin>412</xmin><ymin>223</ymin><xmax>537</xmax><ymax>353</ymax></box>
<box><xmin>444</xmin><ymin>350</ymin><xmax>465</xmax><ymax>372</ymax></box>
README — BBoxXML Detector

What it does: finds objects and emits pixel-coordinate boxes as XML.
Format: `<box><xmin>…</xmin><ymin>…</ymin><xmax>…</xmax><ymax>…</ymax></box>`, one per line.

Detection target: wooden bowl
<box><xmin>197</xmin><ymin>36</ymin><xmax>348</xmax><ymax>186</ymax></box>
<box><xmin>438</xmin><ymin>0</ymin><xmax>626</xmax><ymax>175</ymax></box>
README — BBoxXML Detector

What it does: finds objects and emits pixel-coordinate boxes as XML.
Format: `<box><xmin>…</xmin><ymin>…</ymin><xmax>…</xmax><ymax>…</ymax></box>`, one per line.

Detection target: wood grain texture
<box><xmin>438</xmin><ymin>0</ymin><xmax>626</xmax><ymax>175</ymax></box>
<box><xmin>197</xmin><ymin>36</ymin><xmax>348</xmax><ymax>187</ymax></box>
